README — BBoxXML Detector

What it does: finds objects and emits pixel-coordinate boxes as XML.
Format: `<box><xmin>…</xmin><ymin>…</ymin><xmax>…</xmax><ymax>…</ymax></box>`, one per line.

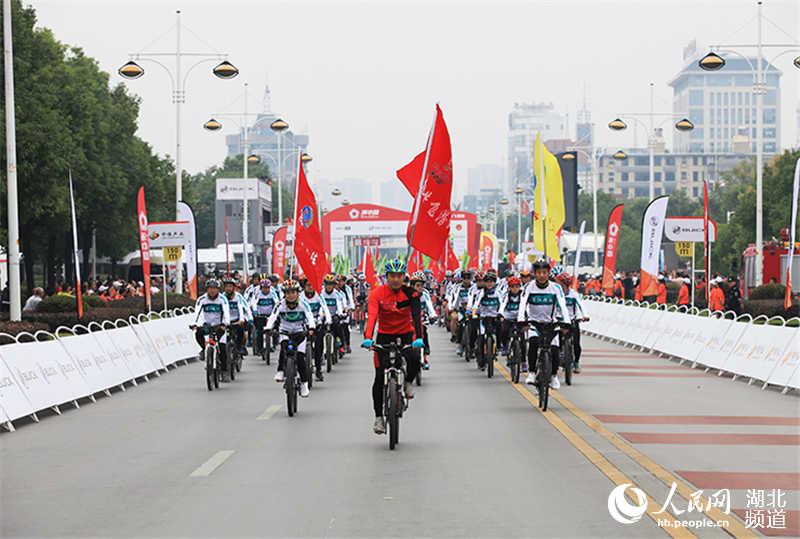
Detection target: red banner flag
<box><xmin>364</xmin><ymin>249</ymin><xmax>379</xmax><ymax>287</ymax></box>
<box><xmin>272</xmin><ymin>226</ymin><xmax>288</xmax><ymax>279</ymax></box>
<box><xmin>428</xmin><ymin>258</ymin><xmax>444</xmax><ymax>281</ymax></box>
<box><xmin>292</xmin><ymin>156</ymin><xmax>327</xmax><ymax>291</ymax></box>
<box><xmin>398</xmin><ymin>104</ymin><xmax>453</xmax><ymax>261</ymax></box>
<box><xmin>444</xmin><ymin>240</ymin><xmax>460</xmax><ymax>271</ymax></box>
<box><xmin>136</xmin><ymin>186</ymin><xmax>152</xmax><ymax>311</ymax></box>
<box><xmin>601</xmin><ymin>204</ymin><xmax>625</xmax><ymax>295</ymax></box>
<box><xmin>407</xmin><ymin>249</ymin><xmax>423</xmax><ymax>274</ymax></box>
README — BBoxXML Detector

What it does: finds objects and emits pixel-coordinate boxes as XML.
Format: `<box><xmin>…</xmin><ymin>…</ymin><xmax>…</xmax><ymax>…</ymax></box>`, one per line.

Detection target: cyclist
<box><xmin>321</xmin><ymin>273</ymin><xmax>346</xmax><ymax>355</ymax></box>
<box><xmin>191</xmin><ymin>279</ymin><xmax>232</xmax><ymax>381</ymax></box>
<box><xmin>498</xmin><ymin>275</ymin><xmax>523</xmax><ymax>358</ymax></box>
<box><xmin>519</xmin><ymin>269</ymin><xmax>532</xmax><ymax>289</ymax></box>
<box><xmin>250</xmin><ymin>278</ymin><xmax>279</xmax><ymax>356</ymax></box>
<box><xmin>517</xmin><ymin>259</ymin><xmax>571</xmax><ymax>390</ymax></box>
<box><xmin>556</xmin><ymin>272</ymin><xmax>588</xmax><ymax>374</ymax></box>
<box><xmin>410</xmin><ymin>271</ymin><xmax>437</xmax><ymax>370</ymax></box>
<box><xmin>336</xmin><ymin>275</ymin><xmax>355</xmax><ymax>354</ymax></box>
<box><xmin>267</xmin><ymin>279</ymin><xmax>315</xmax><ymax>398</ymax></box>
<box><xmin>301</xmin><ymin>278</ymin><xmax>333</xmax><ymax>382</ymax></box>
<box><xmin>361</xmin><ymin>259</ymin><xmax>424</xmax><ymax>435</ymax></box>
<box><xmin>223</xmin><ymin>277</ymin><xmax>252</xmax><ymax>359</ymax></box>
<box><xmin>469</xmin><ymin>271</ymin><xmax>501</xmax><ymax>370</ymax></box>
<box><xmin>447</xmin><ymin>270</ymin><xmax>474</xmax><ymax>354</ymax></box>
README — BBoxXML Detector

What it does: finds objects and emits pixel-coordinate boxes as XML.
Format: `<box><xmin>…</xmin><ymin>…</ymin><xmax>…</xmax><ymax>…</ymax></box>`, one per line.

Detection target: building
<box><xmin>467</xmin><ymin>164</ymin><xmax>504</xmax><ymax>195</ymax></box>
<box><xmin>669</xmin><ymin>45</ymin><xmax>781</xmax><ymax>155</ymax></box>
<box><xmin>597</xmin><ymin>148</ymin><xmax>750</xmax><ymax>199</ymax></box>
<box><xmin>507</xmin><ymin>102</ymin><xmax>566</xmax><ymax>193</ymax></box>
<box><xmin>226</xmin><ymin>85</ymin><xmax>309</xmax><ymax>194</ymax></box>
<box><xmin>462</xmin><ymin>188</ymin><xmax>502</xmax><ymax>214</ymax></box>
<box><xmin>379</xmin><ymin>180</ymin><xmax>413</xmax><ymax>211</ymax></box>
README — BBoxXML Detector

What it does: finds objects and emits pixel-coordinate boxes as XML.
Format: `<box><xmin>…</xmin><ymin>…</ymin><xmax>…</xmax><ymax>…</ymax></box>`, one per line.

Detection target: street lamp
<box><xmin>247</xmin><ymin>154</ymin><xmax>261</xmax><ymax>164</ymax></box>
<box><xmin>613</xmin><ymin>149</ymin><xmax>628</xmax><ymax>161</ymax></box>
<box><xmin>697</xmin><ymin>1</ymin><xmax>800</xmax><ymax>287</ymax></box>
<box><xmin>342</xmin><ymin>199</ymin><xmax>350</xmax><ymax>206</ymax></box>
<box><xmin>119</xmin><ymin>9</ymin><xmax>238</xmax><ymax>295</ymax></box>
<box><xmin>301</xmin><ymin>153</ymin><xmax>312</xmax><ymax>164</ymax></box>
<box><xmin>203</xmin><ymin>118</ymin><xmax>222</xmax><ymax>131</ymax></box>
<box><xmin>331</xmin><ymin>188</ymin><xmax>341</xmax><ymax>196</ymax></box>
<box><xmin>498</xmin><ymin>197</ymin><xmax>509</xmax><ymax>248</ymax></box>
<box><xmin>270</xmin><ymin>118</ymin><xmax>290</xmax><ymax>224</ymax></box>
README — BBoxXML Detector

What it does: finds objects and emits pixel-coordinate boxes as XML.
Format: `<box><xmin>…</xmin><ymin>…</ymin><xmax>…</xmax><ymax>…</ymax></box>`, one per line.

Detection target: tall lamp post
<box><xmin>119</xmin><ymin>9</ymin><xmax>238</xmax><ymax>293</ymax></box>
<box><xmin>4</xmin><ymin>0</ymin><xmax>21</xmax><ymax>320</ymax></box>
<box><xmin>697</xmin><ymin>1</ymin><xmax>800</xmax><ymax>286</ymax></box>
<box><xmin>270</xmin><ymin>118</ymin><xmax>289</xmax><ymax>224</ymax></box>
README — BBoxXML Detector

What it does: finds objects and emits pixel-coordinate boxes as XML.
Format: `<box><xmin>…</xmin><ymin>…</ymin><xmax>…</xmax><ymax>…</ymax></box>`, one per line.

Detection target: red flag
<box><xmin>444</xmin><ymin>240</ymin><xmax>460</xmax><ymax>271</ymax></box>
<box><xmin>520</xmin><ymin>198</ymin><xmax>530</xmax><ymax>216</ymax></box>
<box><xmin>364</xmin><ymin>249</ymin><xmax>379</xmax><ymax>287</ymax></box>
<box><xmin>703</xmin><ymin>180</ymin><xmax>710</xmax><ymax>303</ymax></box>
<box><xmin>292</xmin><ymin>157</ymin><xmax>327</xmax><ymax>291</ymax></box>
<box><xmin>428</xmin><ymin>258</ymin><xmax>444</xmax><ymax>281</ymax></box>
<box><xmin>136</xmin><ymin>187</ymin><xmax>152</xmax><ymax>311</ymax></box>
<box><xmin>407</xmin><ymin>250</ymin><xmax>423</xmax><ymax>274</ymax></box>
<box><xmin>272</xmin><ymin>226</ymin><xmax>288</xmax><ymax>279</ymax></box>
<box><xmin>601</xmin><ymin>204</ymin><xmax>624</xmax><ymax>295</ymax></box>
<box><xmin>398</xmin><ymin>105</ymin><xmax>453</xmax><ymax>260</ymax></box>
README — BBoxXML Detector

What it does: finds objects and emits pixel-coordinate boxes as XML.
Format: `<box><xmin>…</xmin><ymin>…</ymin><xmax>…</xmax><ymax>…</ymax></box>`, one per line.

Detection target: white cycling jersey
<box><xmin>193</xmin><ymin>293</ymin><xmax>231</xmax><ymax>343</ymax></box>
<box><xmin>224</xmin><ymin>292</ymin><xmax>252</xmax><ymax>323</ymax></box>
<box><xmin>302</xmin><ymin>291</ymin><xmax>333</xmax><ymax>326</ymax></box>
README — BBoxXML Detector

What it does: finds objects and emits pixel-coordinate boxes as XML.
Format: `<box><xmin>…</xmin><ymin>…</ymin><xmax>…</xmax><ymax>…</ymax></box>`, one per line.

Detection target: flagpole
<box><xmin>68</xmin><ymin>171</ymin><xmax>83</xmax><ymax>319</ymax></box>
<box><xmin>288</xmin><ymin>148</ymin><xmax>302</xmax><ymax>279</ymax></box>
<box><xmin>538</xmin><ymin>134</ymin><xmax>548</xmax><ymax>261</ymax></box>
<box><xmin>405</xmin><ymin>106</ymin><xmax>438</xmax><ymax>261</ymax></box>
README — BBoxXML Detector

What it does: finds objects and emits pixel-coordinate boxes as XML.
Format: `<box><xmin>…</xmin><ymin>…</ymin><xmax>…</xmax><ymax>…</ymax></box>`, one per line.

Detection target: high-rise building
<box><xmin>507</xmin><ymin>102</ymin><xmax>566</xmax><ymax>192</ymax></box>
<box><xmin>669</xmin><ymin>45</ymin><xmax>781</xmax><ymax>155</ymax></box>
<box><xmin>467</xmin><ymin>164</ymin><xmax>504</xmax><ymax>195</ymax></box>
<box><xmin>379</xmin><ymin>181</ymin><xmax>413</xmax><ymax>211</ymax></box>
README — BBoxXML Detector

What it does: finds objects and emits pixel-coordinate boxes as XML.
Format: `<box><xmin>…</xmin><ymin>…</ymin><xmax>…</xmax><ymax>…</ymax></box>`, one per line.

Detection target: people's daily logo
<box><xmin>608</xmin><ymin>484</ymin><xmax>648</xmax><ymax>524</ymax></box>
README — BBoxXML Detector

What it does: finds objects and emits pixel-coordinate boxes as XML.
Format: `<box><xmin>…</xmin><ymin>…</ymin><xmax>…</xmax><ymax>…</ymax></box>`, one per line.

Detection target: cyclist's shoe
<box><xmin>339</xmin><ymin>346</ymin><xmax>346</xmax><ymax>355</ymax></box>
<box><xmin>404</xmin><ymin>382</ymin><xmax>415</xmax><ymax>399</ymax></box>
<box><xmin>456</xmin><ymin>345</ymin><xmax>463</xmax><ymax>356</ymax></box>
<box><xmin>315</xmin><ymin>369</ymin><xmax>324</xmax><ymax>382</ymax></box>
<box><xmin>521</xmin><ymin>362</ymin><xmax>529</xmax><ymax>373</ymax></box>
<box><xmin>221</xmin><ymin>370</ymin><xmax>231</xmax><ymax>382</ymax></box>
<box><xmin>373</xmin><ymin>417</ymin><xmax>386</xmax><ymax>434</ymax></box>
<box><xmin>573</xmin><ymin>363</ymin><xmax>581</xmax><ymax>374</ymax></box>
<box><xmin>273</xmin><ymin>371</ymin><xmax>285</xmax><ymax>382</ymax></box>
<box><xmin>300</xmin><ymin>382</ymin><xmax>310</xmax><ymax>398</ymax></box>
<box><xmin>530</xmin><ymin>383</ymin><xmax>539</xmax><ymax>396</ymax></box>
<box><xmin>525</xmin><ymin>373</ymin><xmax>536</xmax><ymax>385</ymax></box>
<box><xmin>422</xmin><ymin>359</ymin><xmax>430</xmax><ymax>370</ymax></box>
<box><xmin>550</xmin><ymin>375</ymin><xmax>561</xmax><ymax>389</ymax></box>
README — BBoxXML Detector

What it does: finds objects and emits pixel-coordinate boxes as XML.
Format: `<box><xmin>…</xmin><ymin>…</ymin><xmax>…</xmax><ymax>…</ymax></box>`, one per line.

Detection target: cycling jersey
<box><xmin>250</xmin><ymin>287</ymin><xmax>279</xmax><ymax>316</ymax></box>
<box><xmin>364</xmin><ymin>284</ymin><xmax>422</xmax><ymax>339</ymax></box>
<box><xmin>320</xmin><ymin>288</ymin><xmax>346</xmax><ymax>316</ymax></box>
<box><xmin>340</xmin><ymin>284</ymin><xmax>355</xmax><ymax>310</ymax></box>
<box><xmin>517</xmin><ymin>281</ymin><xmax>571</xmax><ymax>324</ymax></box>
<box><xmin>421</xmin><ymin>289</ymin><xmax>437</xmax><ymax>322</ymax></box>
<box><xmin>499</xmin><ymin>291</ymin><xmax>522</xmax><ymax>319</ymax></box>
<box><xmin>224</xmin><ymin>292</ymin><xmax>252</xmax><ymax>323</ymax></box>
<box><xmin>469</xmin><ymin>285</ymin><xmax>502</xmax><ymax>317</ymax></box>
<box><xmin>193</xmin><ymin>293</ymin><xmax>231</xmax><ymax>342</ymax></box>
<box><xmin>266</xmin><ymin>300</ymin><xmax>316</xmax><ymax>354</ymax></box>
<box><xmin>564</xmin><ymin>289</ymin><xmax>586</xmax><ymax>320</ymax></box>
<box><xmin>302</xmin><ymin>291</ymin><xmax>333</xmax><ymax>325</ymax></box>
<box><xmin>448</xmin><ymin>284</ymin><xmax>472</xmax><ymax>311</ymax></box>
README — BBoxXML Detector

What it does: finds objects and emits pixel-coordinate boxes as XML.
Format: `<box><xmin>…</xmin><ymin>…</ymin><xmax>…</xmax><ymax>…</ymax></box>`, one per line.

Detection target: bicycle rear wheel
<box><xmin>286</xmin><ymin>354</ymin><xmax>297</xmax><ymax>417</ymax></box>
<box><xmin>563</xmin><ymin>339</ymin><xmax>574</xmax><ymax>387</ymax></box>
<box><xmin>510</xmin><ymin>339</ymin><xmax>521</xmax><ymax>383</ymax></box>
<box><xmin>487</xmin><ymin>334</ymin><xmax>495</xmax><ymax>379</ymax></box>
<box><xmin>538</xmin><ymin>352</ymin><xmax>550</xmax><ymax>411</ymax></box>
<box><xmin>325</xmin><ymin>335</ymin><xmax>333</xmax><ymax>373</ymax></box>
<box><xmin>205</xmin><ymin>347</ymin><xmax>215</xmax><ymax>391</ymax></box>
<box><xmin>387</xmin><ymin>381</ymin><xmax>400</xmax><ymax>450</ymax></box>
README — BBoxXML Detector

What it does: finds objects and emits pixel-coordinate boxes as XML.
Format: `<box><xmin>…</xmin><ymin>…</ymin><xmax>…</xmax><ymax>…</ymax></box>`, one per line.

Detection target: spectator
<box><xmin>725</xmin><ymin>277</ymin><xmax>743</xmax><ymax>315</ymax></box>
<box><xmin>656</xmin><ymin>275</ymin><xmax>667</xmax><ymax>305</ymax></box>
<box><xmin>677</xmin><ymin>277</ymin><xmax>690</xmax><ymax>307</ymax></box>
<box><xmin>709</xmin><ymin>279</ymin><xmax>726</xmax><ymax>312</ymax></box>
<box><xmin>22</xmin><ymin>287</ymin><xmax>45</xmax><ymax>312</ymax></box>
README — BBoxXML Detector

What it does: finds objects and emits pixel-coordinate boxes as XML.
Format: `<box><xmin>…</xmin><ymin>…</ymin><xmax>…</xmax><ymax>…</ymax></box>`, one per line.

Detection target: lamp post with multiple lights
<box><xmin>270</xmin><ymin>118</ymin><xmax>290</xmax><ymax>224</ymax></box>
<box><xmin>697</xmin><ymin>1</ymin><xmax>800</xmax><ymax>286</ymax></box>
<box><xmin>119</xmin><ymin>9</ymin><xmax>238</xmax><ymax>293</ymax></box>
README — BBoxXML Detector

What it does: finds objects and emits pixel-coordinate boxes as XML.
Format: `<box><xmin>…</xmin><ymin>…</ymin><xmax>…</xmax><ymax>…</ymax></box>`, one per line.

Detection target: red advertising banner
<box><xmin>601</xmin><ymin>204</ymin><xmax>624</xmax><ymax>295</ymax></box>
<box><xmin>136</xmin><ymin>186</ymin><xmax>152</xmax><ymax>311</ymax></box>
<box><xmin>272</xmin><ymin>226</ymin><xmax>288</xmax><ymax>279</ymax></box>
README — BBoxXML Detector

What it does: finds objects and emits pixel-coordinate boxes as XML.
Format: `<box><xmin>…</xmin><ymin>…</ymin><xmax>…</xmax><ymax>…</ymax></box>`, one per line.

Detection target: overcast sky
<box><xmin>30</xmin><ymin>0</ymin><xmax>800</xmax><ymax>200</ymax></box>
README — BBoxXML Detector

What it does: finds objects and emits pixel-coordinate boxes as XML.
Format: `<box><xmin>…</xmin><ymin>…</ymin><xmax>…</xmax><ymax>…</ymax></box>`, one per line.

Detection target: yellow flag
<box><xmin>532</xmin><ymin>132</ymin><xmax>566</xmax><ymax>261</ymax></box>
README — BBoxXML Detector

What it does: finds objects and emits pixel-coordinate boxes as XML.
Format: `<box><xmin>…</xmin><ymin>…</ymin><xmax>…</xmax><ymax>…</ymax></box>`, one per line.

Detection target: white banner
<box><xmin>215</xmin><ymin>178</ymin><xmax>259</xmax><ymax>200</ymax></box>
<box><xmin>664</xmin><ymin>217</ymin><xmax>717</xmax><ymax>242</ymax></box>
<box><xmin>0</xmin><ymin>352</ymin><xmax>34</xmax><ymax>422</ymax></box>
<box><xmin>58</xmin><ymin>333</ymin><xmax>120</xmax><ymax>394</ymax></box>
<box><xmin>148</xmin><ymin>221</ymin><xmax>191</xmax><ymax>248</ymax></box>
<box><xmin>640</xmin><ymin>196</ymin><xmax>669</xmax><ymax>297</ymax></box>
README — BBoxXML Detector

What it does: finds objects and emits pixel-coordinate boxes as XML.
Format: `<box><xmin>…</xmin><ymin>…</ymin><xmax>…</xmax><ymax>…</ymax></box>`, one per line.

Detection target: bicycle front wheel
<box><xmin>487</xmin><ymin>334</ymin><xmax>495</xmax><ymax>379</ymax></box>
<box><xmin>205</xmin><ymin>347</ymin><xmax>215</xmax><ymax>391</ymax></box>
<box><xmin>563</xmin><ymin>339</ymin><xmax>574</xmax><ymax>387</ymax></box>
<box><xmin>387</xmin><ymin>381</ymin><xmax>400</xmax><ymax>450</ymax></box>
<box><xmin>286</xmin><ymin>354</ymin><xmax>297</xmax><ymax>417</ymax></box>
<box><xmin>538</xmin><ymin>352</ymin><xmax>550</xmax><ymax>411</ymax></box>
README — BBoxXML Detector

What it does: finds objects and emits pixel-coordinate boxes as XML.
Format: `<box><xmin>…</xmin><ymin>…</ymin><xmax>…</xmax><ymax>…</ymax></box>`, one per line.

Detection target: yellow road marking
<box><xmin>494</xmin><ymin>362</ymin><xmax>695</xmax><ymax>538</ymax></box>
<box><xmin>549</xmin><ymin>388</ymin><xmax>756</xmax><ymax>538</ymax></box>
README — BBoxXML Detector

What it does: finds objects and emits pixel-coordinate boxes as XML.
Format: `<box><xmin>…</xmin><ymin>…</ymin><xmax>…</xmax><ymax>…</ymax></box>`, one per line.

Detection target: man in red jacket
<box><xmin>362</xmin><ymin>258</ymin><xmax>424</xmax><ymax>435</ymax></box>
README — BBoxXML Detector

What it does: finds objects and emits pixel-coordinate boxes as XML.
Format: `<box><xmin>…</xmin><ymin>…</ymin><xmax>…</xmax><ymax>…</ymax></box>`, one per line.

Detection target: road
<box><xmin>1</xmin><ymin>327</ymin><xmax>798</xmax><ymax>538</ymax></box>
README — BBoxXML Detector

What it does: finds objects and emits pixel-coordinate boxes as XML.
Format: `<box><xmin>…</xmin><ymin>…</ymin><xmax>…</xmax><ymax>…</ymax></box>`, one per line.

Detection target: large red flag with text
<box><xmin>293</xmin><ymin>162</ymin><xmax>326</xmax><ymax>291</ymax></box>
<box><xmin>397</xmin><ymin>105</ymin><xmax>453</xmax><ymax>260</ymax></box>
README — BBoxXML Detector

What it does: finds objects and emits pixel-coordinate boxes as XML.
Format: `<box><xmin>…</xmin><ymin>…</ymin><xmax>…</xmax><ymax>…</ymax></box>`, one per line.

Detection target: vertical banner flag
<box><xmin>639</xmin><ymin>196</ymin><xmax>669</xmax><ymax>297</ymax></box>
<box><xmin>68</xmin><ymin>171</ymin><xmax>83</xmax><ymax>318</ymax></box>
<box><xmin>365</xmin><ymin>249</ymin><xmax>379</xmax><ymax>287</ymax></box>
<box><xmin>177</xmin><ymin>202</ymin><xmax>198</xmax><ymax>299</ymax></box>
<box><xmin>571</xmin><ymin>220</ymin><xmax>586</xmax><ymax>289</ymax></box>
<box><xmin>785</xmin><ymin>158</ymin><xmax>799</xmax><ymax>310</ymax></box>
<box><xmin>703</xmin><ymin>180</ymin><xmax>710</xmax><ymax>303</ymax></box>
<box><xmin>137</xmin><ymin>186</ymin><xmax>152</xmax><ymax>311</ymax></box>
<box><xmin>445</xmin><ymin>240</ymin><xmax>460</xmax><ymax>271</ymax></box>
<box><xmin>292</xmin><ymin>152</ymin><xmax>327</xmax><ymax>290</ymax></box>
<box><xmin>601</xmin><ymin>204</ymin><xmax>625</xmax><ymax>294</ymax></box>
<box><xmin>272</xmin><ymin>226</ymin><xmax>288</xmax><ymax>279</ymax></box>
<box><xmin>532</xmin><ymin>132</ymin><xmax>566</xmax><ymax>261</ymax></box>
<box><xmin>397</xmin><ymin>104</ymin><xmax>453</xmax><ymax>260</ymax></box>
<box><xmin>479</xmin><ymin>232</ymin><xmax>498</xmax><ymax>270</ymax></box>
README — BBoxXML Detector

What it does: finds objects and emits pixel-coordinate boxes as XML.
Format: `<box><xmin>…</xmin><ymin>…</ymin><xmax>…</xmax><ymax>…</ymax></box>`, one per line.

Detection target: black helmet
<box><xmin>206</xmin><ymin>278</ymin><xmax>220</xmax><ymax>290</ymax></box>
<box><xmin>222</xmin><ymin>277</ymin><xmax>236</xmax><ymax>286</ymax></box>
<box><xmin>532</xmin><ymin>259</ymin><xmax>550</xmax><ymax>271</ymax></box>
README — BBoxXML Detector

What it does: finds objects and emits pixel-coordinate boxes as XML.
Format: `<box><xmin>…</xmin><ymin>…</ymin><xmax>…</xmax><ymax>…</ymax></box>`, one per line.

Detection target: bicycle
<box><xmin>306</xmin><ymin>330</ymin><xmax>315</xmax><ymax>390</ymax></box>
<box><xmin>507</xmin><ymin>322</ymin><xmax>526</xmax><ymax>384</ymax></box>
<box><xmin>560</xmin><ymin>322</ymin><xmax>576</xmax><ymax>387</ymax></box>
<box><xmin>476</xmin><ymin>316</ymin><xmax>498</xmax><ymax>378</ymax></box>
<box><xmin>281</xmin><ymin>332</ymin><xmax>305</xmax><ymax>417</ymax></box>
<box><xmin>371</xmin><ymin>340</ymin><xmax>413</xmax><ymax>450</ymax></box>
<box><xmin>227</xmin><ymin>324</ymin><xmax>244</xmax><ymax>378</ymax></box>
<box><xmin>254</xmin><ymin>315</ymin><xmax>271</xmax><ymax>365</ymax></box>
<box><xmin>322</xmin><ymin>322</ymin><xmax>337</xmax><ymax>373</ymax></box>
<box><xmin>195</xmin><ymin>324</ymin><xmax>224</xmax><ymax>391</ymax></box>
<box><xmin>530</xmin><ymin>322</ymin><xmax>559</xmax><ymax>411</ymax></box>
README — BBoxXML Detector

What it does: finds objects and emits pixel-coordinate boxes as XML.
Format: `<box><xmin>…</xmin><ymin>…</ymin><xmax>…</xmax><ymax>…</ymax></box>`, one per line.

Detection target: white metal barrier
<box><xmin>581</xmin><ymin>297</ymin><xmax>800</xmax><ymax>394</ymax></box>
<box><xmin>0</xmin><ymin>309</ymin><xmax>200</xmax><ymax>432</ymax></box>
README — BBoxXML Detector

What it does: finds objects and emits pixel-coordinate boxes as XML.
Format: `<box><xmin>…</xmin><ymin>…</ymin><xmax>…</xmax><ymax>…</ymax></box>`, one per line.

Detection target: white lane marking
<box><xmin>189</xmin><ymin>450</ymin><xmax>235</xmax><ymax>477</ymax></box>
<box><xmin>257</xmin><ymin>404</ymin><xmax>281</xmax><ymax>420</ymax></box>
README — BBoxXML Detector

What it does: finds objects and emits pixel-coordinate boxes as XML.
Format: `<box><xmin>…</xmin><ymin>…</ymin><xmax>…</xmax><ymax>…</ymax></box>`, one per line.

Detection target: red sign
<box><xmin>601</xmin><ymin>204</ymin><xmax>624</xmax><ymax>295</ymax></box>
<box><xmin>137</xmin><ymin>186</ymin><xmax>151</xmax><ymax>310</ymax></box>
<box><xmin>272</xmin><ymin>226</ymin><xmax>288</xmax><ymax>279</ymax></box>
<box><xmin>354</xmin><ymin>237</ymin><xmax>381</xmax><ymax>247</ymax></box>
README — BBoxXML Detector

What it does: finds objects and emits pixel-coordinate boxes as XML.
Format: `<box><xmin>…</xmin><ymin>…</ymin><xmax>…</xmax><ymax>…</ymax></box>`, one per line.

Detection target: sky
<box><xmin>29</xmin><ymin>0</ymin><xmax>800</xmax><ymax>202</ymax></box>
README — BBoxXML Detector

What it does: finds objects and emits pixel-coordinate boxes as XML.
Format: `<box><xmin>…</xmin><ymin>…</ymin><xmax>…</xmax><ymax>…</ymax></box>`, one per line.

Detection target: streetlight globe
<box><xmin>301</xmin><ymin>153</ymin><xmax>313</xmax><ymax>163</ymax></box>
<box><xmin>270</xmin><ymin>118</ymin><xmax>289</xmax><ymax>132</ymax></box>
<box><xmin>608</xmin><ymin>118</ymin><xmax>627</xmax><ymax>131</ymax></box>
<box><xmin>561</xmin><ymin>152</ymin><xmax>577</xmax><ymax>160</ymax></box>
<box><xmin>118</xmin><ymin>61</ymin><xmax>144</xmax><ymax>79</ymax></box>
<box><xmin>331</xmin><ymin>188</ymin><xmax>341</xmax><ymax>196</ymax></box>
<box><xmin>247</xmin><ymin>154</ymin><xmax>261</xmax><ymax>164</ymax></box>
<box><xmin>203</xmin><ymin>118</ymin><xmax>222</xmax><ymax>131</ymax></box>
<box><xmin>613</xmin><ymin>150</ymin><xmax>628</xmax><ymax>160</ymax></box>
<box><xmin>212</xmin><ymin>60</ymin><xmax>239</xmax><ymax>79</ymax></box>
<box><xmin>514</xmin><ymin>186</ymin><xmax>524</xmax><ymax>195</ymax></box>
<box><xmin>342</xmin><ymin>199</ymin><xmax>350</xmax><ymax>206</ymax></box>
<box><xmin>675</xmin><ymin>118</ymin><xmax>694</xmax><ymax>132</ymax></box>
<box><xmin>698</xmin><ymin>52</ymin><xmax>726</xmax><ymax>71</ymax></box>
<box><xmin>499</xmin><ymin>197</ymin><xmax>509</xmax><ymax>205</ymax></box>
<box><xmin>794</xmin><ymin>56</ymin><xmax>800</xmax><ymax>69</ymax></box>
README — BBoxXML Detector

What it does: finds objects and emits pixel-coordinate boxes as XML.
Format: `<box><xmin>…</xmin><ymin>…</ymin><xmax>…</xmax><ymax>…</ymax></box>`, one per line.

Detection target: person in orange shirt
<box><xmin>709</xmin><ymin>279</ymin><xmax>726</xmax><ymax>312</ymax></box>
<box><xmin>656</xmin><ymin>275</ymin><xmax>667</xmax><ymax>305</ymax></box>
<box><xmin>613</xmin><ymin>276</ymin><xmax>624</xmax><ymax>299</ymax></box>
<box><xmin>677</xmin><ymin>277</ymin><xmax>690</xmax><ymax>306</ymax></box>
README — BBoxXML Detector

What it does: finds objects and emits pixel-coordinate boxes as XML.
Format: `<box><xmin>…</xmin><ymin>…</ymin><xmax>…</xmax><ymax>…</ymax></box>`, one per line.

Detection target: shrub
<box><xmin>741</xmin><ymin>299</ymin><xmax>799</xmax><ymax>319</ymax></box>
<box><xmin>36</xmin><ymin>294</ymin><xmax>102</xmax><ymax>313</ymax></box>
<box><xmin>0</xmin><ymin>320</ymin><xmax>49</xmax><ymax>338</ymax></box>
<box><xmin>748</xmin><ymin>283</ymin><xmax>786</xmax><ymax>300</ymax></box>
